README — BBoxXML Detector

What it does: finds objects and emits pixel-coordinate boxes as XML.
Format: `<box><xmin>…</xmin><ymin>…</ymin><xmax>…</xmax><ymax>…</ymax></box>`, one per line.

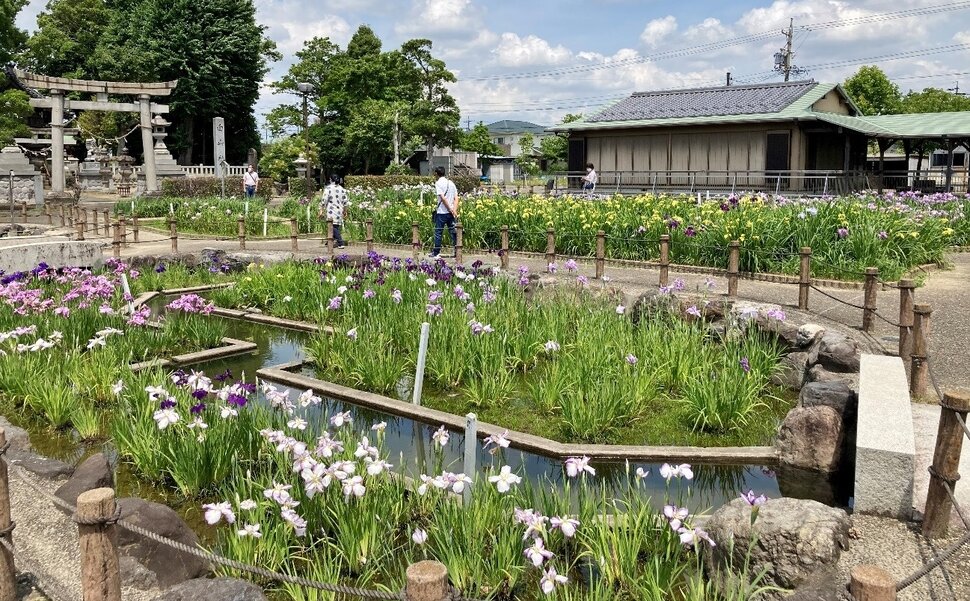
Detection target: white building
<box><xmin>487</xmin><ymin>120</ymin><xmax>549</xmax><ymax>157</ymax></box>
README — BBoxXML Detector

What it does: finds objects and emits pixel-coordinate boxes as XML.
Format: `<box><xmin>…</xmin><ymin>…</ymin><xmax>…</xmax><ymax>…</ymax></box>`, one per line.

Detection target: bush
<box><xmin>287</xmin><ymin>177</ymin><xmax>318</xmax><ymax>199</ymax></box>
<box><xmin>344</xmin><ymin>175</ymin><xmax>480</xmax><ymax>194</ymax></box>
<box><xmin>160</xmin><ymin>176</ymin><xmax>273</xmax><ymax>200</ymax></box>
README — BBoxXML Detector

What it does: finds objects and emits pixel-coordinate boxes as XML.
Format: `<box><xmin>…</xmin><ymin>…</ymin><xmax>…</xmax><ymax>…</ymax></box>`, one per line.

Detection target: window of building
<box><xmin>495</xmin><ymin>137</ymin><xmax>504</xmax><ymax>145</ymax></box>
<box><xmin>931</xmin><ymin>152</ymin><xmax>967</xmax><ymax>167</ymax></box>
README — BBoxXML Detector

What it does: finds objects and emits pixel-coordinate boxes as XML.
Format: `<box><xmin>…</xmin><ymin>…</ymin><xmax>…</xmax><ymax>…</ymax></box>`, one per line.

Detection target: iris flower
<box><xmin>550</xmin><ymin>517</ymin><xmax>579</xmax><ymax>538</ymax></box>
<box><xmin>432</xmin><ymin>426</ymin><xmax>450</xmax><ymax>447</ymax></box>
<box><xmin>237</xmin><ymin>523</ymin><xmax>262</xmax><ymax>538</ymax></box>
<box><xmin>202</xmin><ymin>502</ymin><xmax>235</xmax><ymax>525</ymax></box>
<box><xmin>564</xmin><ymin>456</ymin><xmax>595</xmax><ymax>478</ymax></box>
<box><xmin>488</xmin><ymin>465</ymin><xmax>522</xmax><ymax>493</ymax></box>
<box><xmin>540</xmin><ymin>566</ymin><xmax>568</xmax><ymax>595</ymax></box>
<box><xmin>525</xmin><ymin>538</ymin><xmax>554</xmax><ymax>567</ymax></box>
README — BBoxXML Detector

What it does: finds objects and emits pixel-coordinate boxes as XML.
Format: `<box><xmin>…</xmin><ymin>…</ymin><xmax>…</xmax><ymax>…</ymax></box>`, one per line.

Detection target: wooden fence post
<box><xmin>131</xmin><ymin>217</ymin><xmax>139</xmax><ymax>243</ymax></box>
<box><xmin>898</xmin><ymin>279</ymin><xmax>915</xmax><ymax>365</ymax></box>
<box><xmin>406</xmin><ymin>561</ymin><xmax>450</xmax><ymax>601</ymax></box>
<box><xmin>659</xmin><ymin>235</ymin><xmax>670</xmax><ymax>287</ymax></box>
<box><xmin>18</xmin><ymin>203</ymin><xmax>26</xmax><ymax>220</ymax></box>
<box><xmin>727</xmin><ymin>240</ymin><xmax>740</xmax><ymax>297</ymax></box>
<box><xmin>237</xmin><ymin>217</ymin><xmax>246</xmax><ymax>250</ymax></box>
<box><xmin>59</xmin><ymin>204</ymin><xmax>66</xmax><ymax>226</ymax></box>
<box><xmin>119</xmin><ymin>217</ymin><xmax>128</xmax><ymax>248</ymax></box>
<box><xmin>327</xmin><ymin>220</ymin><xmax>335</xmax><ymax>258</ymax></box>
<box><xmin>102</xmin><ymin>210</ymin><xmax>110</xmax><ymax>236</ymax></box>
<box><xmin>545</xmin><ymin>227</ymin><xmax>556</xmax><ymax>270</ymax></box>
<box><xmin>849</xmin><ymin>565</ymin><xmax>896</xmax><ymax>601</ymax></box>
<box><xmin>411</xmin><ymin>221</ymin><xmax>420</xmax><ymax>260</ymax></box>
<box><xmin>0</xmin><ymin>430</ymin><xmax>16</xmax><ymax>601</ymax></box>
<box><xmin>90</xmin><ymin>207</ymin><xmax>97</xmax><ymax>232</ymax></box>
<box><xmin>111</xmin><ymin>222</ymin><xmax>120</xmax><ymax>258</ymax></box>
<box><xmin>799</xmin><ymin>247</ymin><xmax>812</xmax><ymax>310</ymax></box>
<box><xmin>168</xmin><ymin>217</ymin><xmax>178</xmax><ymax>254</ymax></box>
<box><xmin>455</xmin><ymin>222</ymin><xmax>463</xmax><ymax>264</ymax></box>
<box><xmin>365</xmin><ymin>219</ymin><xmax>374</xmax><ymax>253</ymax></box>
<box><xmin>45</xmin><ymin>206</ymin><xmax>52</xmax><ymax>225</ymax></box>
<box><xmin>595</xmin><ymin>230</ymin><xmax>605</xmax><ymax>279</ymax></box>
<box><xmin>77</xmin><ymin>487</ymin><xmax>122</xmax><ymax>601</ymax></box>
<box><xmin>76</xmin><ymin>219</ymin><xmax>85</xmax><ymax>241</ymax></box>
<box><xmin>290</xmin><ymin>218</ymin><xmax>299</xmax><ymax>252</ymax></box>
<box><xmin>500</xmin><ymin>225</ymin><xmax>510</xmax><ymax>270</ymax></box>
<box><xmin>862</xmin><ymin>267</ymin><xmax>879</xmax><ymax>333</ymax></box>
<box><xmin>910</xmin><ymin>303</ymin><xmax>932</xmax><ymax>398</ymax></box>
<box><xmin>922</xmin><ymin>390</ymin><xmax>970</xmax><ymax>538</ymax></box>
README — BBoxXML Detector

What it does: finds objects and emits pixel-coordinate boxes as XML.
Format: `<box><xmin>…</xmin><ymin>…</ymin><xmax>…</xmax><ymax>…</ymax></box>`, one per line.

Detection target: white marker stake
<box><xmin>245</xmin><ymin>201</ymin><xmax>249</xmax><ymax>217</ymax></box>
<box><xmin>169</xmin><ymin>202</ymin><xmax>174</xmax><ymax>215</ymax></box>
<box><xmin>130</xmin><ymin>200</ymin><xmax>134</xmax><ymax>213</ymax></box>
<box><xmin>120</xmin><ymin>273</ymin><xmax>134</xmax><ymax>314</ymax></box>
<box><xmin>462</xmin><ymin>412</ymin><xmax>477</xmax><ymax>505</ymax></box>
<box><xmin>412</xmin><ymin>322</ymin><xmax>431</xmax><ymax>405</ymax></box>
<box><xmin>263</xmin><ymin>208</ymin><xmax>268</xmax><ymax>237</ymax></box>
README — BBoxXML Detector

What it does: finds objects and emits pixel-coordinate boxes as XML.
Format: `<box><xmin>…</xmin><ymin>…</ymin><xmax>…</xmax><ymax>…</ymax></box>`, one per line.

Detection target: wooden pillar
<box><xmin>849</xmin><ymin>565</ymin><xmax>896</xmax><ymax>601</ymax></box>
<box><xmin>111</xmin><ymin>222</ymin><xmax>120</xmax><ymax>258</ymax></box>
<box><xmin>119</xmin><ymin>217</ymin><xmax>128</xmax><ymax>248</ymax></box>
<box><xmin>290</xmin><ymin>218</ymin><xmax>299</xmax><ymax>251</ymax></box>
<box><xmin>595</xmin><ymin>230</ymin><xmax>605</xmax><ymax>279</ymax></box>
<box><xmin>910</xmin><ymin>303</ymin><xmax>932</xmax><ymax>398</ymax></box>
<box><xmin>131</xmin><ymin>216</ymin><xmax>139</xmax><ymax>243</ymax></box>
<box><xmin>76</xmin><ymin>218</ymin><xmax>85</xmax><ymax>241</ymax></box>
<box><xmin>365</xmin><ymin>219</ymin><xmax>374</xmax><ymax>253</ymax></box>
<box><xmin>500</xmin><ymin>225</ymin><xmax>510</xmax><ymax>270</ymax></box>
<box><xmin>455</xmin><ymin>222</ymin><xmax>463</xmax><ymax>264</ymax></box>
<box><xmin>862</xmin><ymin>267</ymin><xmax>879</xmax><ymax>333</ymax></box>
<box><xmin>799</xmin><ymin>247</ymin><xmax>812</xmax><ymax>310</ymax></box>
<box><xmin>76</xmin><ymin>488</ymin><xmax>122</xmax><ymax>601</ymax></box>
<box><xmin>102</xmin><ymin>210</ymin><xmax>110</xmax><ymax>236</ymax></box>
<box><xmin>659</xmin><ymin>234</ymin><xmax>670</xmax><ymax>287</ymax></box>
<box><xmin>326</xmin><ymin>220</ymin><xmax>335</xmax><ymax>258</ymax></box>
<box><xmin>59</xmin><ymin>204</ymin><xmax>66</xmax><ymax>226</ymax></box>
<box><xmin>45</xmin><ymin>206</ymin><xmax>52</xmax><ymax>225</ymax></box>
<box><xmin>545</xmin><ymin>227</ymin><xmax>556</xmax><ymax>270</ymax></box>
<box><xmin>411</xmin><ymin>221</ymin><xmax>420</xmax><ymax>260</ymax></box>
<box><xmin>237</xmin><ymin>217</ymin><xmax>246</xmax><ymax>250</ymax></box>
<box><xmin>18</xmin><ymin>203</ymin><xmax>26</xmax><ymax>220</ymax></box>
<box><xmin>0</xmin><ymin>430</ymin><xmax>15</xmax><ymax>601</ymax></box>
<box><xmin>406</xmin><ymin>561</ymin><xmax>449</xmax><ymax>601</ymax></box>
<box><xmin>49</xmin><ymin>90</ymin><xmax>66</xmax><ymax>196</ymax></box>
<box><xmin>138</xmin><ymin>94</ymin><xmax>158</xmax><ymax>193</ymax></box>
<box><xmin>898</xmin><ymin>279</ymin><xmax>915</xmax><ymax>364</ymax></box>
<box><xmin>922</xmin><ymin>390</ymin><xmax>970</xmax><ymax>538</ymax></box>
<box><xmin>727</xmin><ymin>240</ymin><xmax>740</xmax><ymax>297</ymax></box>
<box><xmin>168</xmin><ymin>217</ymin><xmax>177</xmax><ymax>254</ymax></box>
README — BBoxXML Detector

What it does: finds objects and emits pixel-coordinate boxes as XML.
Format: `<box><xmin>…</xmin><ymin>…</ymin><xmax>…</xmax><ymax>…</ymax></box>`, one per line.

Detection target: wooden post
<box><xmin>111</xmin><ymin>222</ymin><xmax>120</xmax><ymax>258</ymax></box>
<box><xmin>237</xmin><ymin>217</ymin><xmax>246</xmax><ymax>250</ymax></box>
<box><xmin>67</xmin><ymin>205</ymin><xmax>74</xmax><ymax>226</ymax></box>
<box><xmin>90</xmin><ymin>207</ymin><xmax>97</xmax><ymax>232</ymax></box>
<box><xmin>59</xmin><ymin>204</ymin><xmax>66</xmax><ymax>226</ymax></box>
<box><xmin>290</xmin><ymin>218</ymin><xmax>299</xmax><ymax>251</ymax></box>
<box><xmin>500</xmin><ymin>225</ymin><xmax>510</xmax><ymax>270</ymax></box>
<box><xmin>659</xmin><ymin>235</ymin><xmax>670</xmax><ymax>287</ymax></box>
<box><xmin>411</xmin><ymin>221</ymin><xmax>420</xmax><ymax>260</ymax></box>
<box><xmin>595</xmin><ymin>230</ymin><xmax>605</xmax><ymax>279</ymax></box>
<box><xmin>102</xmin><ymin>210</ymin><xmax>110</xmax><ymax>236</ymax></box>
<box><xmin>76</xmin><ymin>487</ymin><xmax>122</xmax><ymax>601</ymax></box>
<box><xmin>119</xmin><ymin>217</ymin><xmax>128</xmax><ymax>248</ymax></box>
<box><xmin>910</xmin><ymin>303</ymin><xmax>932</xmax><ymax>398</ymax></box>
<box><xmin>898</xmin><ymin>279</ymin><xmax>915</xmax><ymax>364</ymax></box>
<box><xmin>365</xmin><ymin>219</ymin><xmax>374</xmax><ymax>253</ymax></box>
<box><xmin>849</xmin><ymin>565</ymin><xmax>896</xmax><ymax>601</ymax></box>
<box><xmin>76</xmin><ymin>219</ymin><xmax>85</xmax><ymax>241</ymax></box>
<box><xmin>799</xmin><ymin>247</ymin><xmax>812</xmax><ymax>310</ymax></box>
<box><xmin>727</xmin><ymin>240</ymin><xmax>740</xmax><ymax>297</ymax></box>
<box><xmin>168</xmin><ymin>217</ymin><xmax>178</xmax><ymax>254</ymax></box>
<box><xmin>545</xmin><ymin>227</ymin><xmax>556</xmax><ymax>270</ymax></box>
<box><xmin>406</xmin><ymin>561</ymin><xmax>450</xmax><ymax>601</ymax></box>
<box><xmin>45</xmin><ymin>207</ymin><xmax>52</xmax><ymax>225</ymax></box>
<box><xmin>19</xmin><ymin>203</ymin><xmax>26</xmax><ymax>220</ymax></box>
<box><xmin>455</xmin><ymin>222</ymin><xmax>463</xmax><ymax>264</ymax></box>
<box><xmin>863</xmin><ymin>267</ymin><xmax>879</xmax><ymax>333</ymax></box>
<box><xmin>131</xmin><ymin>216</ymin><xmax>139</xmax><ymax>243</ymax></box>
<box><xmin>922</xmin><ymin>390</ymin><xmax>970</xmax><ymax>538</ymax></box>
<box><xmin>326</xmin><ymin>220</ymin><xmax>335</xmax><ymax>258</ymax></box>
<box><xmin>0</xmin><ymin>430</ymin><xmax>16</xmax><ymax>601</ymax></box>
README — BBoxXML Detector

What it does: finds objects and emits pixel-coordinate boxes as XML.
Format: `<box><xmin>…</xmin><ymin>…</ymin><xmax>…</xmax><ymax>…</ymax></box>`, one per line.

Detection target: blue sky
<box><xmin>16</xmin><ymin>0</ymin><xmax>970</xmax><ymax>129</ymax></box>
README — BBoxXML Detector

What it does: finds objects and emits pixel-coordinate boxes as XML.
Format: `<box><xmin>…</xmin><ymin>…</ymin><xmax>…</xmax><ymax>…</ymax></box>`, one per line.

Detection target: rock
<box><xmin>796</xmin><ymin>324</ymin><xmax>826</xmax><ymax>348</ymax></box>
<box><xmin>799</xmin><ymin>382</ymin><xmax>856</xmax><ymax>418</ymax></box>
<box><xmin>120</xmin><ymin>555</ymin><xmax>158</xmax><ymax>591</ymax></box>
<box><xmin>55</xmin><ymin>452</ymin><xmax>114</xmax><ymax>509</ymax></box>
<box><xmin>116</xmin><ymin>498</ymin><xmax>207</xmax><ymax>587</ymax></box>
<box><xmin>7</xmin><ymin>450</ymin><xmax>73</xmax><ymax>479</ymax></box>
<box><xmin>816</xmin><ymin>333</ymin><xmax>860</xmax><ymax>373</ymax></box>
<box><xmin>775</xmin><ymin>464</ymin><xmax>849</xmax><ymax>507</ymax></box>
<box><xmin>778</xmin><ymin>406</ymin><xmax>845</xmax><ymax>473</ymax></box>
<box><xmin>153</xmin><ymin>578</ymin><xmax>267</xmax><ymax>601</ymax></box>
<box><xmin>705</xmin><ymin>497</ymin><xmax>851</xmax><ymax>591</ymax></box>
<box><xmin>772</xmin><ymin>352</ymin><xmax>810</xmax><ymax>390</ymax></box>
<box><xmin>0</xmin><ymin>416</ymin><xmax>32</xmax><ymax>451</ymax></box>
<box><xmin>807</xmin><ymin>365</ymin><xmax>859</xmax><ymax>391</ymax></box>
<box><xmin>786</xmin><ymin>566</ymin><xmax>846</xmax><ymax>601</ymax></box>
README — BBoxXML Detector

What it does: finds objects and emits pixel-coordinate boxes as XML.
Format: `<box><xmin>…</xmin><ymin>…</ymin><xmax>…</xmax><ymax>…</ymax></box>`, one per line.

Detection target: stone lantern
<box><xmin>293</xmin><ymin>155</ymin><xmax>308</xmax><ymax>197</ymax></box>
<box><xmin>116</xmin><ymin>140</ymin><xmax>135</xmax><ymax>197</ymax></box>
<box><xmin>148</xmin><ymin>114</ymin><xmax>184</xmax><ymax>186</ymax></box>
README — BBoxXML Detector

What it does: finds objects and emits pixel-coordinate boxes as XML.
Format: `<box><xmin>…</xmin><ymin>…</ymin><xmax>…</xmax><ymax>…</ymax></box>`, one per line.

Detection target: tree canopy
<box><xmin>0</xmin><ymin>0</ymin><xmax>28</xmax><ymax>64</ymax></box>
<box><xmin>0</xmin><ymin>74</ymin><xmax>32</xmax><ymax>146</ymax></box>
<box><xmin>459</xmin><ymin>122</ymin><xmax>501</xmax><ymax>157</ymax></box>
<box><xmin>843</xmin><ymin>66</ymin><xmax>902</xmax><ymax>116</ymax></box>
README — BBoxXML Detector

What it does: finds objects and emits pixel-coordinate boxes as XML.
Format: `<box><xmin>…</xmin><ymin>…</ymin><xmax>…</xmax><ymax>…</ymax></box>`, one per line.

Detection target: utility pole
<box><xmin>297</xmin><ymin>82</ymin><xmax>312</xmax><ymax>196</ymax></box>
<box><xmin>948</xmin><ymin>81</ymin><xmax>968</xmax><ymax>97</ymax></box>
<box><xmin>774</xmin><ymin>18</ymin><xmax>801</xmax><ymax>82</ymax></box>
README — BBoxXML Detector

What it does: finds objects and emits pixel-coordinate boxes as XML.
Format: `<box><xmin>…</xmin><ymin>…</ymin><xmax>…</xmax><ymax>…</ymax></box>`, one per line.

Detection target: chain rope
<box><xmin>807</xmin><ymin>285</ymin><xmax>869</xmax><ymax>310</ymax></box>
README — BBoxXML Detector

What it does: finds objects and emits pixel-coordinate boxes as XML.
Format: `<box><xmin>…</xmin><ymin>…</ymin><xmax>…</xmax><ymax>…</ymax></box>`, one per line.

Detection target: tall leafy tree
<box><xmin>0</xmin><ymin>74</ymin><xmax>31</xmax><ymax>146</ymax></box>
<box><xmin>843</xmin><ymin>66</ymin><xmax>902</xmax><ymax>116</ymax></box>
<box><xmin>539</xmin><ymin>113</ymin><xmax>582</xmax><ymax>170</ymax></box>
<box><xmin>0</xmin><ymin>0</ymin><xmax>28</xmax><ymax>64</ymax></box>
<box><xmin>22</xmin><ymin>0</ymin><xmax>112</xmax><ymax>78</ymax></box>
<box><xmin>901</xmin><ymin>88</ymin><xmax>970</xmax><ymax>113</ymax></box>
<box><xmin>459</xmin><ymin>122</ymin><xmax>501</xmax><ymax>156</ymax></box>
<box><xmin>400</xmin><ymin>39</ymin><xmax>460</xmax><ymax>159</ymax></box>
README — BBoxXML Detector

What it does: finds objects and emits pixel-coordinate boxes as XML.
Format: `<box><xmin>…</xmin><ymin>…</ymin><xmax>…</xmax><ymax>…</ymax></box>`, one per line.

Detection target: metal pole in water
<box><xmin>462</xmin><ymin>413</ymin><xmax>477</xmax><ymax>505</ymax></box>
<box><xmin>412</xmin><ymin>322</ymin><xmax>431</xmax><ymax>405</ymax></box>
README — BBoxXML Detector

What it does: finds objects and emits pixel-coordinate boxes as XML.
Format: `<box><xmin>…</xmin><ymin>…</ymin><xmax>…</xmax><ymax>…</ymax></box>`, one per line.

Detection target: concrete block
<box><xmin>0</xmin><ymin>241</ymin><xmax>103</xmax><ymax>273</ymax></box>
<box><xmin>854</xmin><ymin>354</ymin><xmax>914</xmax><ymax>518</ymax></box>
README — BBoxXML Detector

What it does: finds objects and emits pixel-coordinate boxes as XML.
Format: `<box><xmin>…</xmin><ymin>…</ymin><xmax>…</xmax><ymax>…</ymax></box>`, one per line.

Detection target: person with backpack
<box><xmin>431</xmin><ymin>166</ymin><xmax>458</xmax><ymax>258</ymax></box>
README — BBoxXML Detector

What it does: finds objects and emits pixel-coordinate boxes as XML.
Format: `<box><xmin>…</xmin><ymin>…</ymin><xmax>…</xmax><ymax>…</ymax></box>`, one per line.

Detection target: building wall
<box><xmin>811</xmin><ymin>90</ymin><xmax>853</xmax><ymax>115</ymax></box>
<box><xmin>490</xmin><ymin>133</ymin><xmax>548</xmax><ymax>157</ymax></box>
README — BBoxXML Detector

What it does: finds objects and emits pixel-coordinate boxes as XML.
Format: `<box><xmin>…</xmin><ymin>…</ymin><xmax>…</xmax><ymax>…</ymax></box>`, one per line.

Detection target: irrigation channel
<box><xmin>14</xmin><ymin>293</ymin><xmax>852</xmax><ymax>542</ymax></box>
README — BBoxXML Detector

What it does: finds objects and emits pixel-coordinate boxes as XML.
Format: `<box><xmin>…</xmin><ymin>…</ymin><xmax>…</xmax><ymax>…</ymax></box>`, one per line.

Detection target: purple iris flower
<box><xmin>190</xmin><ymin>402</ymin><xmax>206</xmax><ymax>414</ymax></box>
<box><xmin>227</xmin><ymin>393</ymin><xmax>248</xmax><ymax>408</ymax></box>
<box><xmin>740</xmin><ymin>357</ymin><xmax>751</xmax><ymax>373</ymax></box>
<box><xmin>160</xmin><ymin>398</ymin><xmax>177</xmax><ymax>409</ymax></box>
<box><xmin>191</xmin><ymin>389</ymin><xmax>208</xmax><ymax>400</ymax></box>
<box><xmin>214</xmin><ymin>369</ymin><xmax>232</xmax><ymax>382</ymax></box>
<box><xmin>155</xmin><ymin>263</ymin><xmax>166</xmax><ymax>273</ymax></box>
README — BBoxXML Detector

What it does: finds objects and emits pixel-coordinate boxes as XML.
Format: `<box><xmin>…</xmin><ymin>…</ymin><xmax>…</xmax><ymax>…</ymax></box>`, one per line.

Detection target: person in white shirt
<box><xmin>243</xmin><ymin>165</ymin><xmax>259</xmax><ymax>198</ymax></box>
<box><xmin>582</xmin><ymin>162</ymin><xmax>597</xmax><ymax>196</ymax></box>
<box><xmin>318</xmin><ymin>174</ymin><xmax>349</xmax><ymax>248</ymax></box>
<box><xmin>431</xmin><ymin>166</ymin><xmax>458</xmax><ymax>258</ymax></box>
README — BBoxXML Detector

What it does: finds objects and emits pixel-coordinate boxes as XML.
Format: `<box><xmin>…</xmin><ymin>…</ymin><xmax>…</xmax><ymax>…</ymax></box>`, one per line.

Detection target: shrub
<box><xmin>161</xmin><ymin>176</ymin><xmax>273</xmax><ymax>200</ymax></box>
<box><xmin>344</xmin><ymin>175</ymin><xmax>480</xmax><ymax>194</ymax></box>
<box><xmin>286</xmin><ymin>177</ymin><xmax>318</xmax><ymax>199</ymax></box>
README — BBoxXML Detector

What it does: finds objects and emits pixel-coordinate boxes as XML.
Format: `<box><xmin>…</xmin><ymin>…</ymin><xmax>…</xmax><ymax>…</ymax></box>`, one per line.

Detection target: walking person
<box><xmin>582</xmin><ymin>162</ymin><xmax>597</xmax><ymax>196</ymax></box>
<box><xmin>243</xmin><ymin>164</ymin><xmax>259</xmax><ymax>199</ymax></box>
<box><xmin>318</xmin><ymin>174</ymin><xmax>349</xmax><ymax>249</ymax></box>
<box><xmin>431</xmin><ymin>166</ymin><xmax>458</xmax><ymax>258</ymax></box>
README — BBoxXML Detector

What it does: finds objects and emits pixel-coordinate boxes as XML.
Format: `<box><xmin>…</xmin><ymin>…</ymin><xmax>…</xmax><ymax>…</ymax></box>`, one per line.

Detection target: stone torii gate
<box><xmin>14</xmin><ymin>69</ymin><xmax>178</xmax><ymax>199</ymax></box>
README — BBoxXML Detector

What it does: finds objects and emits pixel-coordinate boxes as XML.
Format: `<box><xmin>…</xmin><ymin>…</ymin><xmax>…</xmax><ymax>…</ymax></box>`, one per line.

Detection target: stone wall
<box><xmin>0</xmin><ymin>174</ymin><xmax>43</xmax><ymax>205</ymax></box>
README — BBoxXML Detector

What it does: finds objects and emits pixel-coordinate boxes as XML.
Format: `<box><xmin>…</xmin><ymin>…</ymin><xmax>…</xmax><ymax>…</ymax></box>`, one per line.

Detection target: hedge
<box><xmin>344</xmin><ymin>175</ymin><xmax>480</xmax><ymax>194</ymax></box>
<box><xmin>161</xmin><ymin>176</ymin><xmax>274</xmax><ymax>200</ymax></box>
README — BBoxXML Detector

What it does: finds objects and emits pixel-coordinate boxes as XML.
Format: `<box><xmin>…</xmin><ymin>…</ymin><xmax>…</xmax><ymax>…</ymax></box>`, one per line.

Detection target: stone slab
<box><xmin>0</xmin><ymin>241</ymin><xmax>103</xmax><ymax>273</ymax></box>
<box><xmin>854</xmin><ymin>354</ymin><xmax>914</xmax><ymax>518</ymax></box>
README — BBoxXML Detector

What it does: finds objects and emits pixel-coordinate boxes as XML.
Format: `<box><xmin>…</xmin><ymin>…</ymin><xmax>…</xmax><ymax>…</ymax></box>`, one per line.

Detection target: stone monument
<box><xmin>0</xmin><ymin>147</ymin><xmax>44</xmax><ymax>206</ymax></box>
<box><xmin>78</xmin><ymin>138</ymin><xmax>104</xmax><ymax>190</ymax></box>
<box><xmin>137</xmin><ymin>115</ymin><xmax>184</xmax><ymax>195</ymax></box>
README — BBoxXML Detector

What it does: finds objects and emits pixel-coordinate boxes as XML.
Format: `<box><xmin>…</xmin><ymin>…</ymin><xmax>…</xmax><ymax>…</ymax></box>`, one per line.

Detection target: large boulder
<box><xmin>7</xmin><ymin>450</ymin><xmax>73</xmax><ymax>479</ymax></box>
<box><xmin>772</xmin><ymin>352</ymin><xmax>811</xmax><ymax>390</ymax></box>
<box><xmin>55</xmin><ymin>453</ymin><xmax>114</xmax><ymax>509</ymax></box>
<box><xmin>0</xmin><ymin>416</ymin><xmax>31</xmax><ymax>451</ymax></box>
<box><xmin>799</xmin><ymin>382</ymin><xmax>856</xmax><ymax>419</ymax></box>
<box><xmin>796</xmin><ymin>324</ymin><xmax>826</xmax><ymax>348</ymax></box>
<box><xmin>816</xmin><ymin>333</ymin><xmax>860</xmax><ymax>373</ymax></box>
<box><xmin>778</xmin><ymin>406</ymin><xmax>845</xmax><ymax>473</ymax></box>
<box><xmin>705</xmin><ymin>497</ymin><xmax>851</xmax><ymax>591</ymax></box>
<box><xmin>116</xmin><ymin>498</ymin><xmax>207</xmax><ymax>587</ymax></box>
<box><xmin>153</xmin><ymin>578</ymin><xmax>267</xmax><ymax>601</ymax></box>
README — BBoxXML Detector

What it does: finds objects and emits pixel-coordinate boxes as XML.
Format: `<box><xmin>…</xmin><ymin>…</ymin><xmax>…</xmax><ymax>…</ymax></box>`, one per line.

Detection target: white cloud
<box><xmin>955</xmin><ymin>30</ymin><xmax>970</xmax><ymax>45</ymax></box>
<box><xmin>272</xmin><ymin>17</ymin><xmax>354</xmax><ymax>54</ymax></box>
<box><xmin>684</xmin><ymin>18</ymin><xmax>732</xmax><ymax>43</ymax></box>
<box><xmin>640</xmin><ymin>16</ymin><xmax>678</xmax><ymax>48</ymax></box>
<box><xmin>492</xmin><ymin>33</ymin><xmax>572</xmax><ymax>67</ymax></box>
<box><xmin>395</xmin><ymin>0</ymin><xmax>483</xmax><ymax>37</ymax></box>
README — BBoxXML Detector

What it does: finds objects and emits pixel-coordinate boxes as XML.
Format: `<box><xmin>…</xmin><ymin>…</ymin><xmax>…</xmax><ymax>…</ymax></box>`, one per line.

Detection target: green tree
<box><xmin>258</xmin><ymin>135</ymin><xmax>319</xmax><ymax>183</ymax></box>
<box><xmin>400</xmin><ymin>39</ymin><xmax>461</xmax><ymax>157</ymax></box>
<box><xmin>343</xmin><ymin>99</ymin><xmax>393</xmax><ymax>174</ymax></box>
<box><xmin>515</xmin><ymin>132</ymin><xmax>539</xmax><ymax>177</ymax></box>
<box><xmin>22</xmin><ymin>0</ymin><xmax>113</xmax><ymax>78</ymax></box>
<box><xmin>901</xmin><ymin>88</ymin><xmax>970</xmax><ymax>113</ymax></box>
<box><xmin>459</xmin><ymin>122</ymin><xmax>501</xmax><ymax>156</ymax></box>
<box><xmin>0</xmin><ymin>74</ymin><xmax>32</xmax><ymax>146</ymax></box>
<box><xmin>539</xmin><ymin>113</ymin><xmax>582</xmax><ymax>170</ymax></box>
<box><xmin>0</xmin><ymin>0</ymin><xmax>28</xmax><ymax>64</ymax></box>
<box><xmin>843</xmin><ymin>66</ymin><xmax>902</xmax><ymax>116</ymax></box>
